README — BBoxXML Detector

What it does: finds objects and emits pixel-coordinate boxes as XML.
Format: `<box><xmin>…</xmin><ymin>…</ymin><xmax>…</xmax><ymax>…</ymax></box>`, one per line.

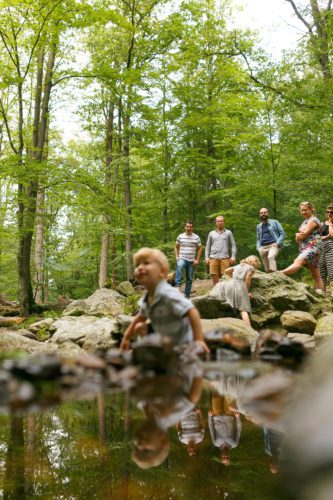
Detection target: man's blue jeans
<box><xmin>175</xmin><ymin>258</ymin><xmax>194</xmax><ymax>298</ymax></box>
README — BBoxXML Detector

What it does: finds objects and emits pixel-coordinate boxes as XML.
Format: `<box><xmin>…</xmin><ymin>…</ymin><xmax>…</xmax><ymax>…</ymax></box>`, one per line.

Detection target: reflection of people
<box><xmin>213</xmin><ymin>255</ymin><xmax>261</xmax><ymax>326</ymax></box>
<box><xmin>132</xmin><ymin>352</ymin><xmax>203</xmax><ymax>468</ymax></box>
<box><xmin>208</xmin><ymin>394</ymin><xmax>242</xmax><ymax>465</ymax></box>
<box><xmin>320</xmin><ymin>203</ymin><xmax>333</xmax><ymax>296</ymax></box>
<box><xmin>205</xmin><ymin>216</ymin><xmax>237</xmax><ymax>286</ymax></box>
<box><xmin>263</xmin><ymin>426</ymin><xmax>285</xmax><ymax>474</ymax></box>
<box><xmin>120</xmin><ymin>248</ymin><xmax>209</xmax><ymax>352</ymax></box>
<box><xmin>256</xmin><ymin>208</ymin><xmax>285</xmax><ymax>272</ymax></box>
<box><xmin>282</xmin><ymin>202</ymin><xmax>324</xmax><ymax>292</ymax></box>
<box><xmin>174</xmin><ymin>221</ymin><xmax>202</xmax><ymax>299</ymax></box>
<box><xmin>177</xmin><ymin>407</ymin><xmax>205</xmax><ymax>456</ymax></box>
<box><xmin>132</xmin><ymin>412</ymin><xmax>170</xmax><ymax>469</ymax></box>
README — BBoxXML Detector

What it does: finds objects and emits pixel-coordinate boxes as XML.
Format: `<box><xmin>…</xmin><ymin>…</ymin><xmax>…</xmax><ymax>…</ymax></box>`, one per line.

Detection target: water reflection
<box><xmin>0</xmin><ymin>332</ymin><xmax>316</xmax><ymax>498</ymax></box>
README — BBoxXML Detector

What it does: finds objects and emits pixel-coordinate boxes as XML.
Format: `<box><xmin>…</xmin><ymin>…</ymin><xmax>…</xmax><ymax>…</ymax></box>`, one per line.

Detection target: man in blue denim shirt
<box><xmin>257</xmin><ymin>208</ymin><xmax>285</xmax><ymax>272</ymax></box>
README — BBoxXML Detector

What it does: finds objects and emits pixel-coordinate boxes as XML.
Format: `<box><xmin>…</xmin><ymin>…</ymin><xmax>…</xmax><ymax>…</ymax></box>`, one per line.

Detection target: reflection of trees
<box><xmin>3</xmin><ymin>417</ymin><xmax>25</xmax><ymax>499</ymax></box>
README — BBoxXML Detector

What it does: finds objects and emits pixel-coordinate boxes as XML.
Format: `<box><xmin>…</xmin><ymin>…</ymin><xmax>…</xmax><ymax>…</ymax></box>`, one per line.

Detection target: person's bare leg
<box><xmin>308</xmin><ymin>263</ymin><xmax>324</xmax><ymax>290</ymax></box>
<box><xmin>240</xmin><ymin>311</ymin><xmax>251</xmax><ymax>326</ymax></box>
<box><xmin>211</xmin><ymin>274</ymin><xmax>219</xmax><ymax>286</ymax></box>
<box><xmin>281</xmin><ymin>259</ymin><xmax>306</xmax><ymax>276</ymax></box>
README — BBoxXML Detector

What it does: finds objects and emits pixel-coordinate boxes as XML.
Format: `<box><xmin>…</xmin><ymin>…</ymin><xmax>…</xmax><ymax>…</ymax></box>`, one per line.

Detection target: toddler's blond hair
<box><xmin>241</xmin><ymin>255</ymin><xmax>261</xmax><ymax>269</ymax></box>
<box><xmin>133</xmin><ymin>247</ymin><xmax>169</xmax><ymax>276</ymax></box>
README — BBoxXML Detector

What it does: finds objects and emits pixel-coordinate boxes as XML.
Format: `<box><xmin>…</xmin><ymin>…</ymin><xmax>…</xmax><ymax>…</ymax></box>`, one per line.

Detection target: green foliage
<box><xmin>1</xmin><ymin>0</ymin><xmax>333</xmax><ymax>301</ymax></box>
<box><xmin>124</xmin><ymin>293</ymin><xmax>141</xmax><ymax>315</ymax></box>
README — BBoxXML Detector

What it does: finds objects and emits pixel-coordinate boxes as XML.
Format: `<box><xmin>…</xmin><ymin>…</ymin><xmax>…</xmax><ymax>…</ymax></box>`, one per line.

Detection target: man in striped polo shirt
<box><xmin>174</xmin><ymin>222</ymin><xmax>202</xmax><ymax>299</ymax></box>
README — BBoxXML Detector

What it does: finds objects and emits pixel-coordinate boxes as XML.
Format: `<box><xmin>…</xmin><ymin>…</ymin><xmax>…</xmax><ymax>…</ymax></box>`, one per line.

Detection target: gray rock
<box><xmin>0</xmin><ymin>329</ymin><xmax>42</xmax><ymax>353</ymax></box>
<box><xmin>201</xmin><ymin>318</ymin><xmax>258</xmax><ymax>348</ymax></box>
<box><xmin>28</xmin><ymin>317</ymin><xmax>54</xmax><ymax>333</ymax></box>
<box><xmin>114</xmin><ymin>314</ymin><xmax>134</xmax><ymax>334</ymax></box>
<box><xmin>117</xmin><ymin>281</ymin><xmax>136</xmax><ymax>296</ymax></box>
<box><xmin>17</xmin><ymin>329</ymin><xmax>38</xmax><ymax>340</ymax></box>
<box><xmin>314</xmin><ymin>313</ymin><xmax>333</xmax><ymax>342</ymax></box>
<box><xmin>63</xmin><ymin>288</ymin><xmax>125</xmax><ymax>317</ymax></box>
<box><xmin>193</xmin><ymin>271</ymin><xmax>331</xmax><ymax>328</ymax></box>
<box><xmin>50</xmin><ymin>316</ymin><xmax>117</xmax><ymax>346</ymax></box>
<box><xmin>38</xmin><ymin>339</ymin><xmax>86</xmax><ymax>358</ymax></box>
<box><xmin>280</xmin><ymin>310</ymin><xmax>317</xmax><ymax>334</ymax></box>
<box><xmin>192</xmin><ymin>294</ymin><xmax>236</xmax><ymax>319</ymax></box>
<box><xmin>82</xmin><ymin>331</ymin><xmax>117</xmax><ymax>353</ymax></box>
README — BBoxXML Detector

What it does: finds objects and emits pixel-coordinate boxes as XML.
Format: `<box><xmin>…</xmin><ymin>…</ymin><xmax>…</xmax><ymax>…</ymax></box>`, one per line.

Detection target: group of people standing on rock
<box><xmin>174</xmin><ymin>201</ymin><xmax>333</xmax><ymax>323</ymax></box>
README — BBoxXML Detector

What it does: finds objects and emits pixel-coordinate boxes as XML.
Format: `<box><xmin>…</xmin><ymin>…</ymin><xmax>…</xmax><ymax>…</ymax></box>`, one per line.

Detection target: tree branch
<box><xmin>0</xmin><ymin>99</ymin><xmax>18</xmax><ymax>155</ymax></box>
<box><xmin>285</xmin><ymin>0</ymin><xmax>314</xmax><ymax>34</ymax></box>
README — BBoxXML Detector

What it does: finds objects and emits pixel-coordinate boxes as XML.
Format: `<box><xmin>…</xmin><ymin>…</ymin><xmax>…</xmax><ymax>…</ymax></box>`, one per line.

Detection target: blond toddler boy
<box><xmin>120</xmin><ymin>247</ymin><xmax>209</xmax><ymax>352</ymax></box>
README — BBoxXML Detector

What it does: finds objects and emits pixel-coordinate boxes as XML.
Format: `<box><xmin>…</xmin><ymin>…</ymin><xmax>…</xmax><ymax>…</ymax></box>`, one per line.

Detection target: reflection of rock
<box><xmin>241</xmin><ymin>370</ymin><xmax>295</xmax><ymax>429</ymax></box>
<box><xmin>255</xmin><ymin>329</ymin><xmax>307</xmax><ymax>366</ymax></box>
<box><xmin>280</xmin><ymin>311</ymin><xmax>317</xmax><ymax>334</ymax></box>
<box><xmin>285</xmin><ymin>336</ymin><xmax>333</xmax><ymax>498</ymax></box>
<box><xmin>63</xmin><ymin>288</ymin><xmax>125</xmax><ymax>317</ymax></box>
<box><xmin>287</xmin><ymin>333</ymin><xmax>315</xmax><ymax>350</ymax></box>
<box><xmin>192</xmin><ymin>271</ymin><xmax>331</xmax><ymax>328</ymax></box>
<box><xmin>314</xmin><ymin>313</ymin><xmax>333</xmax><ymax>342</ymax></box>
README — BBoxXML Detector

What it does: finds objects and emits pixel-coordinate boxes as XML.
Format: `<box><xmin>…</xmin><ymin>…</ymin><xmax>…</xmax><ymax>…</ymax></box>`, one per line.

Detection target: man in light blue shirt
<box><xmin>256</xmin><ymin>208</ymin><xmax>285</xmax><ymax>272</ymax></box>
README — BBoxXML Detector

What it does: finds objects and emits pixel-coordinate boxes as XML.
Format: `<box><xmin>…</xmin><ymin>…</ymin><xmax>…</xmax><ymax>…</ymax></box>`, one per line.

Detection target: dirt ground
<box><xmin>187</xmin><ymin>279</ymin><xmax>213</xmax><ymax>297</ymax></box>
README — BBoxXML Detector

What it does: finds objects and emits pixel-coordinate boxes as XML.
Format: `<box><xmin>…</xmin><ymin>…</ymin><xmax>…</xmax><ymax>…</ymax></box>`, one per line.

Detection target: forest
<box><xmin>0</xmin><ymin>0</ymin><xmax>332</xmax><ymax>314</ymax></box>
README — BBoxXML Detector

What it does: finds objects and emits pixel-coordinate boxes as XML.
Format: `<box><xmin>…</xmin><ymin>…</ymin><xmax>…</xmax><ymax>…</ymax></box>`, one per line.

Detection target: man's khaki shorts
<box><xmin>209</xmin><ymin>258</ymin><xmax>230</xmax><ymax>277</ymax></box>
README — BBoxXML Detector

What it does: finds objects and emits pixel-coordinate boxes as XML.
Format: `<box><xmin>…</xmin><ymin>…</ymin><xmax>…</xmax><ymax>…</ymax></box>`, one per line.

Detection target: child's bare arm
<box><xmin>245</xmin><ymin>271</ymin><xmax>254</xmax><ymax>291</ymax></box>
<box><xmin>120</xmin><ymin>313</ymin><xmax>146</xmax><ymax>350</ymax></box>
<box><xmin>187</xmin><ymin>308</ymin><xmax>210</xmax><ymax>352</ymax></box>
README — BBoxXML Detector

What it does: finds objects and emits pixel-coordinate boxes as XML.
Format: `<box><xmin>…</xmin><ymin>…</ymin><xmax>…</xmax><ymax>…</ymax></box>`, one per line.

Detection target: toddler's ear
<box><xmin>160</xmin><ymin>265</ymin><xmax>168</xmax><ymax>277</ymax></box>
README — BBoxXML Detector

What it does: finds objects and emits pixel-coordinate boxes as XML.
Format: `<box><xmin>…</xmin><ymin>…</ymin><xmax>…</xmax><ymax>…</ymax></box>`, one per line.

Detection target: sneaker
<box><xmin>315</xmin><ymin>289</ymin><xmax>325</xmax><ymax>295</ymax></box>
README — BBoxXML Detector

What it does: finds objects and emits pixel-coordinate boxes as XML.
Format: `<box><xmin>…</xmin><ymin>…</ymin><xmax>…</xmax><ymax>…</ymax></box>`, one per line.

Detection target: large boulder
<box><xmin>314</xmin><ymin>313</ymin><xmax>333</xmax><ymax>342</ymax></box>
<box><xmin>201</xmin><ymin>317</ymin><xmax>258</xmax><ymax>347</ymax></box>
<box><xmin>280</xmin><ymin>311</ymin><xmax>317</xmax><ymax>334</ymax></box>
<box><xmin>50</xmin><ymin>316</ymin><xmax>117</xmax><ymax>348</ymax></box>
<box><xmin>63</xmin><ymin>288</ymin><xmax>125</xmax><ymax>317</ymax></box>
<box><xmin>37</xmin><ymin>339</ymin><xmax>86</xmax><ymax>358</ymax></box>
<box><xmin>192</xmin><ymin>271</ymin><xmax>331</xmax><ymax>329</ymax></box>
<box><xmin>117</xmin><ymin>281</ymin><xmax>136</xmax><ymax>297</ymax></box>
<box><xmin>0</xmin><ymin>329</ymin><xmax>42</xmax><ymax>353</ymax></box>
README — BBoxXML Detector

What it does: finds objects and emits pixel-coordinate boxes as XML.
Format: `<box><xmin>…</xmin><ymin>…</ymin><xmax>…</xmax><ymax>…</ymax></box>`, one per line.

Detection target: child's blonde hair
<box><xmin>132</xmin><ymin>438</ymin><xmax>170</xmax><ymax>469</ymax></box>
<box><xmin>241</xmin><ymin>255</ymin><xmax>261</xmax><ymax>269</ymax></box>
<box><xmin>133</xmin><ymin>247</ymin><xmax>169</xmax><ymax>275</ymax></box>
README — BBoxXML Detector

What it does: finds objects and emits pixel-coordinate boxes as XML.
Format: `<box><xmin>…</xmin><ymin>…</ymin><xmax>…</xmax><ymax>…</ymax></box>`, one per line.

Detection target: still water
<box><xmin>0</xmin><ymin>374</ymin><xmax>284</xmax><ymax>499</ymax></box>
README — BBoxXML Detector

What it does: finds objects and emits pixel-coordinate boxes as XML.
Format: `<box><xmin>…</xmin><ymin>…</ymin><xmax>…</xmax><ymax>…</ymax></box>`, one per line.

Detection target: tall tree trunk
<box><xmin>123</xmin><ymin>108</ymin><xmax>133</xmax><ymax>279</ymax></box>
<box><xmin>99</xmin><ymin>101</ymin><xmax>114</xmax><ymax>288</ymax></box>
<box><xmin>31</xmin><ymin>39</ymin><xmax>57</xmax><ymax>306</ymax></box>
<box><xmin>34</xmin><ymin>188</ymin><xmax>45</xmax><ymax>303</ymax></box>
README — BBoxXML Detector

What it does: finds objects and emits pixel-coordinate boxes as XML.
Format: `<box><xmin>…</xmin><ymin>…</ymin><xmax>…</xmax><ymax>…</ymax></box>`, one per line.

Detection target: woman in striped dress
<box><xmin>320</xmin><ymin>203</ymin><xmax>333</xmax><ymax>296</ymax></box>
